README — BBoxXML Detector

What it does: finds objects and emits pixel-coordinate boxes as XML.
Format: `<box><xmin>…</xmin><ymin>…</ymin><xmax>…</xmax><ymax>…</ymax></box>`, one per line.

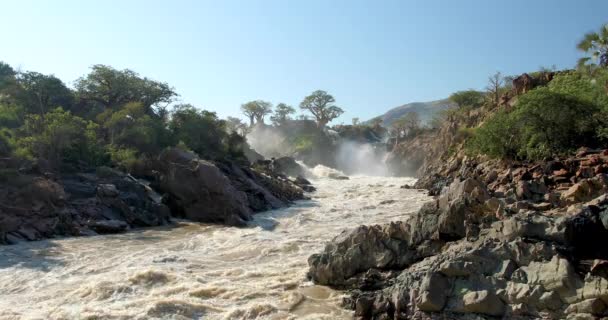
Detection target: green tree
<box><xmin>270</xmin><ymin>103</ymin><xmax>295</xmax><ymax>126</ymax></box>
<box><xmin>75</xmin><ymin>64</ymin><xmax>176</xmax><ymax>113</ymax></box>
<box><xmin>15</xmin><ymin>108</ymin><xmax>103</xmax><ymax>168</ymax></box>
<box><xmin>352</xmin><ymin>117</ymin><xmax>360</xmax><ymax>126</ymax></box>
<box><xmin>98</xmin><ymin>102</ymin><xmax>172</xmax><ymax>154</ymax></box>
<box><xmin>226</xmin><ymin>116</ymin><xmax>248</xmax><ymax>135</ymax></box>
<box><xmin>390</xmin><ymin>112</ymin><xmax>420</xmax><ymax>146</ymax></box>
<box><xmin>449</xmin><ymin>90</ymin><xmax>485</xmax><ymax>108</ymax></box>
<box><xmin>169</xmin><ymin>104</ymin><xmax>238</xmax><ymax>160</ymax></box>
<box><xmin>299</xmin><ymin>90</ymin><xmax>344</xmax><ymax>128</ymax></box>
<box><xmin>0</xmin><ymin>62</ymin><xmax>17</xmax><ymax>93</ymax></box>
<box><xmin>16</xmin><ymin>72</ymin><xmax>74</xmax><ymax>115</ymax></box>
<box><xmin>241</xmin><ymin>100</ymin><xmax>272</xmax><ymax>126</ymax></box>
<box><xmin>577</xmin><ymin>24</ymin><xmax>608</xmax><ymax>68</ymax></box>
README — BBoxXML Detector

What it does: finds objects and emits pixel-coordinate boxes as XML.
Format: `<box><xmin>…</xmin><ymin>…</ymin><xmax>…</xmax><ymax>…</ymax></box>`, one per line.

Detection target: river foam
<box><xmin>0</xmin><ymin>174</ymin><xmax>430</xmax><ymax>320</ymax></box>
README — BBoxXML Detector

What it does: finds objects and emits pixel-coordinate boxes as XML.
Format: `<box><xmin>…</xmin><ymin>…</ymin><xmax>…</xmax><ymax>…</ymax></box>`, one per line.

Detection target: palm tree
<box><xmin>577</xmin><ymin>24</ymin><xmax>608</xmax><ymax>69</ymax></box>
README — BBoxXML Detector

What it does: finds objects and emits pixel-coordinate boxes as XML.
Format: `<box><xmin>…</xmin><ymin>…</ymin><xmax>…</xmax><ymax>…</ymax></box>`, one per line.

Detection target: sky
<box><xmin>1</xmin><ymin>0</ymin><xmax>607</xmax><ymax>123</ymax></box>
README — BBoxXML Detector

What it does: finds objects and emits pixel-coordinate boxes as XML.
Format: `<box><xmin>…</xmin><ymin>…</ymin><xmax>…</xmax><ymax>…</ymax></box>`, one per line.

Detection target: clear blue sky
<box><xmin>2</xmin><ymin>0</ymin><xmax>607</xmax><ymax>123</ymax></box>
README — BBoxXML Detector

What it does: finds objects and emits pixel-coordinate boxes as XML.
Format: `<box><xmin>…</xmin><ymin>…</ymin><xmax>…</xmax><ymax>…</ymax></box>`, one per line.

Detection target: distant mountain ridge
<box><xmin>368</xmin><ymin>98</ymin><xmax>454</xmax><ymax>127</ymax></box>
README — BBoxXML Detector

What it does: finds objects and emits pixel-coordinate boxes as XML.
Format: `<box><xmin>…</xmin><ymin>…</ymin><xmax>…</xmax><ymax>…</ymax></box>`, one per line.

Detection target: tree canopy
<box><xmin>270</xmin><ymin>103</ymin><xmax>295</xmax><ymax>126</ymax></box>
<box><xmin>241</xmin><ymin>100</ymin><xmax>272</xmax><ymax>126</ymax></box>
<box><xmin>299</xmin><ymin>90</ymin><xmax>344</xmax><ymax>128</ymax></box>
<box><xmin>577</xmin><ymin>24</ymin><xmax>608</xmax><ymax>68</ymax></box>
<box><xmin>75</xmin><ymin>64</ymin><xmax>176</xmax><ymax>114</ymax></box>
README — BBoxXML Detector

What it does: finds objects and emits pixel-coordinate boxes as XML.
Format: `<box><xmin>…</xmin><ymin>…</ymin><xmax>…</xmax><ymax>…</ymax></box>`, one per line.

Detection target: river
<box><xmin>0</xmin><ymin>168</ymin><xmax>430</xmax><ymax>320</ymax></box>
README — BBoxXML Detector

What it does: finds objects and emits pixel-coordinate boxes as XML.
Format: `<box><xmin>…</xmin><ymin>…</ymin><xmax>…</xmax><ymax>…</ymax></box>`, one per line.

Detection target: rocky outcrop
<box><xmin>308</xmin><ymin>158</ymin><xmax>608</xmax><ymax>319</ymax></box>
<box><xmin>0</xmin><ymin>166</ymin><xmax>171</xmax><ymax>244</ymax></box>
<box><xmin>1</xmin><ymin>148</ymin><xmax>312</xmax><ymax>244</ymax></box>
<box><xmin>156</xmin><ymin>148</ymin><xmax>306</xmax><ymax>226</ymax></box>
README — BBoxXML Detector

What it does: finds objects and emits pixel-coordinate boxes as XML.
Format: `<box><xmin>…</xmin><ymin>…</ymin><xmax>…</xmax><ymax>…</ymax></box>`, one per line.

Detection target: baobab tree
<box><xmin>241</xmin><ymin>100</ymin><xmax>272</xmax><ymax>126</ymax></box>
<box><xmin>299</xmin><ymin>90</ymin><xmax>344</xmax><ymax>128</ymax></box>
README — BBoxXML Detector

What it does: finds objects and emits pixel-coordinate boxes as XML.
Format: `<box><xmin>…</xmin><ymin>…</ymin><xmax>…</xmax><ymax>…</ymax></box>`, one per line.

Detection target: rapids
<box><xmin>0</xmin><ymin>173</ymin><xmax>430</xmax><ymax>320</ymax></box>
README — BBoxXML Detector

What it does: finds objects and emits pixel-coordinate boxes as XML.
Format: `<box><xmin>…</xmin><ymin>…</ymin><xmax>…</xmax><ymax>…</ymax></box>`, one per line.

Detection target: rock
<box><xmin>497</xmin><ymin>260</ymin><xmax>517</xmax><ymax>279</ymax></box>
<box><xmin>591</xmin><ymin>260</ymin><xmax>608</xmax><ymax>278</ymax></box>
<box><xmin>516</xmin><ymin>180</ymin><xmax>547</xmax><ymax>201</ymax></box>
<box><xmin>459</xmin><ymin>290</ymin><xmax>504</xmax><ymax>316</ymax></box>
<box><xmin>272</xmin><ymin>157</ymin><xmax>305</xmax><ymax>177</ymax></box>
<box><xmin>554</xmin><ymin>168</ymin><xmax>570</xmax><ymax>177</ymax></box>
<box><xmin>565</xmin><ymin>205</ymin><xmax>608</xmax><ymax>259</ymax></box>
<box><xmin>62</xmin><ymin>179</ymin><xmax>97</xmax><ymax>198</ymax></box>
<box><xmin>417</xmin><ymin>272</ymin><xmax>448</xmax><ymax>312</ymax></box>
<box><xmin>565</xmin><ymin>298</ymin><xmax>606</xmax><ymax>315</ymax></box>
<box><xmin>88</xmin><ymin>220</ymin><xmax>128</xmax><ymax>234</ymax></box>
<box><xmin>307</xmin><ymin>221</ymin><xmax>418</xmax><ymax>286</ymax></box>
<box><xmin>97</xmin><ymin>184</ymin><xmax>119</xmax><ymax>197</ymax></box>
<box><xmin>532</xmin><ymin>202</ymin><xmax>552</xmax><ymax>211</ymax></box>
<box><xmin>158</xmin><ymin>148</ymin><xmax>305</xmax><ymax>226</ymax></box>
<box><xmin>522</xmin><ymin>256</ymin><xmax>579</xmax><ymax>299</ymax></box>
<box><xmin>577</xmin><ymin>167</ymin><xmax>595</xmax><ymax>179</ymax></box>
<box><xmin>294</xmin><ymin>175</ymin><xmax>316</xmax><ymax>192</ymax></box>
<box><xmin>561</xmin><ymin>177</ymin><xmax>607</xmax><ymax>205</ymax></box>
<box><xmin>158</xmin><ymin>149</ymin><xmax>253</xmax><ymax>226</ymax></box>
<box><xmin>329</xmin><ymin>173</ymin><xmax>349</xmax><ymax>180</ymax></box>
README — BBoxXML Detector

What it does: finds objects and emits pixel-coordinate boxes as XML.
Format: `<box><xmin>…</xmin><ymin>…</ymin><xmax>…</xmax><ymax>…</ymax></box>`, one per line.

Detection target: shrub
<box><xmin>169</xmin><ymin>104</ymin><xmax>235</xmax><ymax>160</ymax></box>
<box><xmin>468</xmin><ymin>87</ymin><xmax>601</xmax><ymax>160</ymax></box>
<box><xmin>108</xmin><ymin>146</ymin><xmax>140</xmax><ymax>172</ymax></box>
<box><xmin>15</xmin><ymin>108</ymin><xmax>106</xmax><ymax>167</ymax></box>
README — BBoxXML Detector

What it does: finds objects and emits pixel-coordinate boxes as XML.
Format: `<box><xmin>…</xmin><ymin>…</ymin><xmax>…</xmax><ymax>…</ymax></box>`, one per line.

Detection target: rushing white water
<box><xmin>0</xmin><ymin>174</ymin><xmax>430</xmax><ymax>320</ymax></box>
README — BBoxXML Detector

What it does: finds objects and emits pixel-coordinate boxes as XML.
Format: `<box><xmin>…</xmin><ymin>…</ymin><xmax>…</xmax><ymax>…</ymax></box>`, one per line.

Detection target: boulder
<box><xmin>522</xmin><ymin>256</ymin><xmax>579</xmax><ymax>299</ymax></box>
<box><xmin>272</xmin><ymin>157</ymin><xmax>305</xmax><ymax>177</ymax></box>
<box><xmin>458</xmin><ymin>290</ymin><xmax>504</xmax><ymax>316</ymax></box>
<box><xmin>417</xmin><ymin>272</ymin><xmax>449</xmax><ymax>312</ymax></box>
<box><xmin>308</xmin><ymin>221</ymin><xmax>418</xmax><ymax>286</ymax></box>
<box><xmin>97</xmin><ymin>184</ymin><xmax>119</xmax><ymax>198</ymax></box>
<box><xmin>561</xmin><ymin>177</ymin><xmax>607</xmax><ymax>205</ymax></box>
<box><xmin>565</xmin><ymin>204</ymin><xmax>608</xmax><ymax>259</ymax></box>
<box><xmin>88</xmin><ymin>219</ymin><xmax>128</xmax><ymax>234</ymax></box>
<box><xmin>158</xmin><ymin>149</ymin><xmax>252</xmax><ymax>226</ymax></box>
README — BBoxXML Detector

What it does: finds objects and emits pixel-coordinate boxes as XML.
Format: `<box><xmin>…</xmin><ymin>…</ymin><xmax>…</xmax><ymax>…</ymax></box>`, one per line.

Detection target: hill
<box><xmin>368</xmin><ymin>98</ymin><xmax>454</xmax><ymax>127</ymax></box>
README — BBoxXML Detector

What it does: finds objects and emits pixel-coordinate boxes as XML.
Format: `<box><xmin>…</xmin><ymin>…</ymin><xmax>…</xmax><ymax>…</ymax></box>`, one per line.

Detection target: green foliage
<box><xmin>468</xmin><ymin>87</ymin><xmax>601</xmax><ymax>160</ymax></box>
<box><xmin>547</xmin><ymin>69</ymin><xmax>608</xmax><ymax>107</ymax></box>
<box><xmin>270</xmin><ymin>103</ymin><xmax>295</xmax><ymax>126</ymax></box>
<box><xmin>391</xmin><ymin>112</ymin><xmax>421</xmax><ymax>140</ymax></box>
<box><xmin>0</xmin><ymin>104</ymin><xmax>25</xmax><ymax>128</ymax></box>
<box><xmin>75</xmin><ymin>64</ymin><xmax>176</xmax><ymax>113</ymax></box>
<box><xmin>577</xmin><ymin>24</ymin><xmax>608</xmax><ymax>68</ymax></box>
<box><xmin>0</xmin><ymin>61</ymin><xmax>248</xmax><ymax>173</ymax></box>
<box><xmin>15</xmin><ymin>108</ymin><xmax>106</xmax><ymax>167</ymax></box>
<box><xmin>300</xmin><ymin>90</ymin><xmax>344</xmax><ymax>128</ymax></box>
<box><xmin>170</xmin><ymin>104</ymin><xmax>244</xmax><ymax>160</ymax></box>
<box><xmin>16</xmin><ymin>72</ymin><xmax>74</xmax><ymax>114</ymax></box>
<box><xmin>291</xmin><ymin>135</ymin><xmax>315</xmax><ymax>152</ymax></box>
<box><xmin>99</xmin><ymin>102</ymin><xmax>173</xmax><ymax>155</ymax></box>
<box><xmin>449</xmin><ymin>90</ymin><xmax>485</xmax><ymax>108</ymax></box>
<box><xmin>241</xmin><ymin>100</ymin><xmax>272</xmax><ymax>126</ymax></box>
<box><xmin>0</xmin><ymin>128</ymin><xmax>14</xmax><ymax>156</ymax></box>
<box><xmin>108</xmin><ymin>146</ymin><xmax>140</xmax><ymax>172</ymax></box>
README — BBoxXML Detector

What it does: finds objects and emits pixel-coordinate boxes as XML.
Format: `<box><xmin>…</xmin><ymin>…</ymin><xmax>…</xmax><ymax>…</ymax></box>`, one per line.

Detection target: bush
<box><xmin>15</xmin><ymin>108</ymin><xmax>106</xmax><ymax>167</ymax></box>
<box><xmin>0</xmin><ymin>128</ymin><xmax>14</xmax><ymax>156</ymax></box>
<box><xmin>468</xmin><ymin>87</ymin><xmax>601</xmax><ymax>160</ymax></box>
<box><xmin>169</xmin><ymin>104</ymin><xmax>238</xmax><ymax>160</ymax></box>
<box><xmin>108</xmin><ymin>146</ymin><xmax>140</xmax><ymax>172</ymax></box>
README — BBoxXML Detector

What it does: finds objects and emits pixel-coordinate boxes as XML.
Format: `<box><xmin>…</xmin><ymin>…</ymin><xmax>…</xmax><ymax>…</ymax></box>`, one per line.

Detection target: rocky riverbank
<box><xmin>0</xmin><ymin>148</ymin><xmax>310</xmax><ymax>244</ymax></box>
<box><xmin>308</xmin><ymin>148</ymin><xmax>608</xmax><ymax>319</ymax></box>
